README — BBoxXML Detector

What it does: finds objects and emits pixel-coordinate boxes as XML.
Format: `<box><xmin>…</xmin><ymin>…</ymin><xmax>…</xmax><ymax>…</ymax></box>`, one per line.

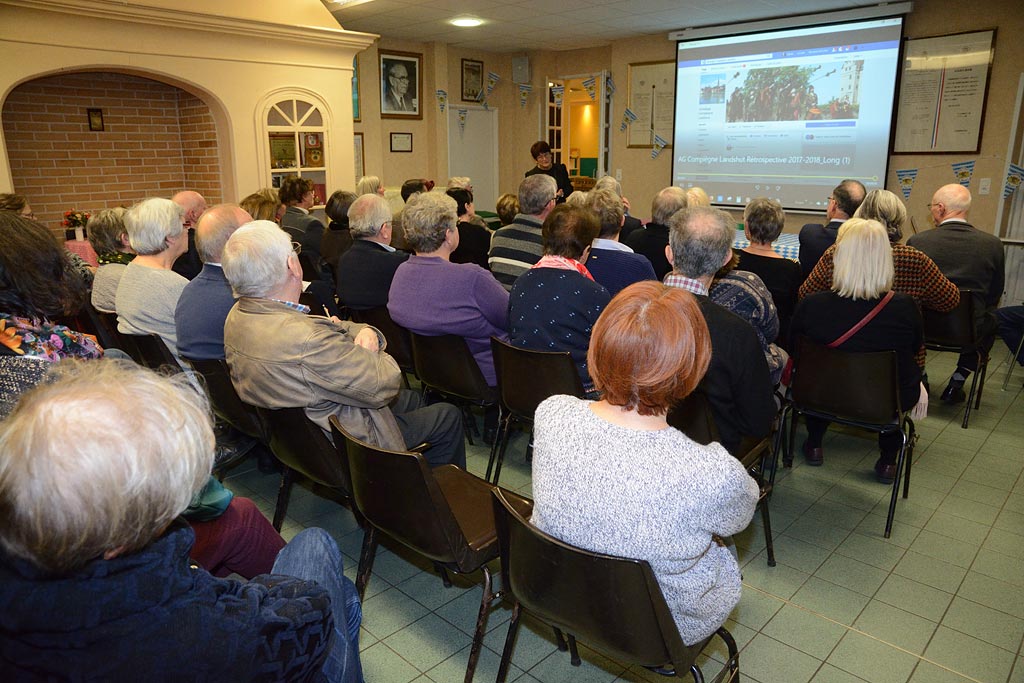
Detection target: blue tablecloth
<box><xmin>733</xmin><ymin>231</ymin><xmax>800</xmax><ymax>260</ymax></box>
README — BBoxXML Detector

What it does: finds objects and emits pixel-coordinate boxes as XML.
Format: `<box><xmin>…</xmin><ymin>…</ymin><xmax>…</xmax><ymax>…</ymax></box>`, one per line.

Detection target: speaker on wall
<box><xmin>512</xmin><ymin>56</ymin><xmax>531</xmax><ymax>84</ymax></box>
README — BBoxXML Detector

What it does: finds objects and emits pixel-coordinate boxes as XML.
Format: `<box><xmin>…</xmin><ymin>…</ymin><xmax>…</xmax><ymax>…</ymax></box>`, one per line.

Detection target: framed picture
<box><xmin>87</xmin><ymin>108</ymin><xmax>104</xmax><ymax>131</ymax></box>
<box><xmin>390</xmin><ymin>132</ymin><xmax>413</xmax><ymax>153</ymax></box>
<box><xmin>893</xmin><ymin>29</ymin><xmax>995</xmax><ymax>154</ymax></box>
<box><xmin>352</xmin><ymin>55</ymin><xmax>361</xmax><ymax>122</ymax></box>
<box><xmin>353</xmin><ymin>133</ymin><xmax>364</xmax><ymax>179</ymax></box>
<box><xmin>462</xmin><ymin>58</ymin><xmax>484</xmax><ymax>102</ymax></box>
<box><xmin>626</xmin><ymin>61</ymin><xmax>675</xmax><ymax>148</ymax></box>
<box><xmin>380</xmin><ymin>51</ymin><xmax>422</xmax><ymax>119</ymax></box>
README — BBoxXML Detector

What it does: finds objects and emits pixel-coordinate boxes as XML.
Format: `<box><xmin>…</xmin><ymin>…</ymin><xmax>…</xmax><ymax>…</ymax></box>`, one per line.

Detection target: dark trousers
<box><xmin>805</xmin><ymin>417</ymin><xmax>906</xmax><ymax>463</ymax></box>
<box><xmin>391</xmin><ymin>388</ymin><xmax>467</xmax><ymax>468</ymax></box>
<box><xmin>996</xmin><ymin>305</ymin><xmax>1024</xmax><ymax>366</ymax></box>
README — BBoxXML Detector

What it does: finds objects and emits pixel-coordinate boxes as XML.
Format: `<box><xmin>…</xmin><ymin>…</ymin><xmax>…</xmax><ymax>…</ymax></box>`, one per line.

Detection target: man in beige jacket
<box><xmin>221</xmin><ymin>220</ymin><xmax>465</xmax><ymax>467</ymax></box>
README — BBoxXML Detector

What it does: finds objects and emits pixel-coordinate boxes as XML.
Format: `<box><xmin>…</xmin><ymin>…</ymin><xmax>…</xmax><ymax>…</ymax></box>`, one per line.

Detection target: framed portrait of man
<box><xmin>380</xmin><ymin>51</ymin><xmax>422</xmax><ymax>120</ymax></box>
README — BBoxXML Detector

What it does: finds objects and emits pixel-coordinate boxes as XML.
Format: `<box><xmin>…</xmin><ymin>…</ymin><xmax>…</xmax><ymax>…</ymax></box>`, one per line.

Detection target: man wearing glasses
<box><xmin>798</xmin><ymin>179</ymin><xmax>865</xmax><ymax>278</ymax></box>
<box><xmin>384</xmin><ymin>62</ymin><xmax>415</xmax><ymax>113</ymax></box>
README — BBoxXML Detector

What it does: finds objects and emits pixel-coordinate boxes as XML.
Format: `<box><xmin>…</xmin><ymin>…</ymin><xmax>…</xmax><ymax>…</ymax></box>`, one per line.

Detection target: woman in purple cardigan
<box><xmin>388</xmin><ymin>192</ymin><xmax>509</xmax><ymax>387</ymax></box>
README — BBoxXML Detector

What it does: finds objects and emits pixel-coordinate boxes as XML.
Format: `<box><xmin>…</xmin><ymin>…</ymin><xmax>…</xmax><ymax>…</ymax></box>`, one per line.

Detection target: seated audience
<box><xmin>709</xmin><ymin>256</ymin><xmax>787</xmax><ymax>387</ymax></box>
<box><xmin>801</xmin><ymin>189</ymin><xmax>959</xmax><ymax>376</ymax></box>
<box><xmin>0</xmin><ymin>213</ymin><xmax>101</xmax><ymax>360</ymax></box>
<box><xmin>735</xmin><ymin>198</ymin><xmax>801</xmax><ymax>348</ymax></box>
<box><xmin>625</xmin><ymin>186</ymin><xmax>689</xmax><ymax>281</ymax></box>
<box><xmin>87</xmin><ymin>207</ymin><xmax>134</xmax><ymax>313</ymax></box>
<box><xmin>665</xmin><ymin>207</ymin><xmax>776</xmax><ymax>454</ymax></box>
<box><xmin>1</xmin><ymin>193</ymin><xmax>95</xmax><ymax>287</ymax></box>
<box><xmin>584</xmin><ymin>188</ymin><xmax>657</xmax><ymax>297</ymax></box>
<box><xmin>447</xmin><ymin>177</ymin><xmax>491</xmax><ymax>230</ymax></box>
<box><xmin>171</xmin><ymin>190</ymin><xmax>207</xmax><ymax>280</ymax></box>
<box><xmin>174</xmin><ymin>204</ymin><xmax>251</xmax><ymax>361</ymax></box>
<box><xmin>223</xmin><ymin>220</ymin><xmax>464</xmax><ymax>468</ymax></box>
<box><xmin>509</xmin><ymin>204</ymin><xmax>609</xmax><ymax>393</ymax></box>
<box><xmin>321</xmin><ymin>190</ymin><xmax>358</xmax><ymax>274</ymax></box>
<box><xmin>393</xmin><ymin>178</ymin><xmax>434</xmax><ymax>251</ymax></box>
<box><xmin>593</xmin><ymin>175</ymin><xmax>642</xmax><ymax>242</ymax></box>
<box><xmin>565</xmin><ymin>190</ymin><xmax>589</xmax><ymax>206</ymax></box>
<box><xmin>336</xmin><ymin>194</ymin><xmax>409</xmax><ymax>311</ymax></box>
<box><xmin>389</xmin><ymin>192</ymin><xmax>510</xmax><ymax>388</ymax></box>
<box><xmin>495</xmin><ymin>192</ymin><xmax>519</xmax><ymax>227</ymax></box>
<box><xmin>356</xmin><ymin>175</ymin><xmax>385</xmax><ymax>197</ymax></box>
<box><xmin>489</xmin><ymin>174</ymin><xmax>557</xmax><ymax>290</ymax></box>
<box><xmin>907</xmin><ymin>184</ymin><xmax>1003</xmax><ymax>403</ymax></box>
<box><xmin>239</xmin><ymin>188</ymin><xmax>285</xmax><ymax>224</ymax></box>
<box><xmin>115</xmin><ymin>197</ymin><xmax>190</xmax><ymax>356</ymax></box>
<box><xmin>791</xmin><ymin>218</ymin><xmax>925</xmax><ymax>482</ymax></box>
<box><xmin>531</xmin><ymin>281</ymin><xmax>759</xmax><ymax>646</ymax></box>
<box><xmin>524</xmin><ymin>140</ymin><xmax>573</xmax><ymax>202</ymax></box>
<box><xmin>686</xmin><ymin>187</ymin><xmax>711</xmax><ymax>207</ymax></box>
<box><xmin>447</xmin><ymin>187</ymin><xmax>491</xmax><ymax>269</ymax></box>
<box><xmin>278</xmin><ymin>176</ymin><xmax>339</xmax><ymax>317</ymax></box>
<box><xmin>0</xmin><ymin>360</ymin><xmax>363</xmax><ymax>682</ymax></box>
<box><xmin>799</xmin><ymin>179</ymin><xmax>866</xmax><ymax>278</ymax></box>
<box><xmin>996</xmin><ymin>305</ymin><xmax>1024</xmax><ymax>370</ymax></box>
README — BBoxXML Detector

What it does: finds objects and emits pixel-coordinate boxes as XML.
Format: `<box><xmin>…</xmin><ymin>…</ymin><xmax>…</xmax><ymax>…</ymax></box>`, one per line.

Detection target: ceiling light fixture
<box><xmin>450</xmin><ymin>16</ymin><xmax>483</xmax><ymax>27</ymax></box>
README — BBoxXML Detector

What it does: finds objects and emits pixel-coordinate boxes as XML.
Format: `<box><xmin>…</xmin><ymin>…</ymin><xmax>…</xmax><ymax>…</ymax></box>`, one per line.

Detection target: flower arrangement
<box><xmin>62</xmin><ymin>210</ymin><xmax>90</xmax><ymax>229</ymax></box>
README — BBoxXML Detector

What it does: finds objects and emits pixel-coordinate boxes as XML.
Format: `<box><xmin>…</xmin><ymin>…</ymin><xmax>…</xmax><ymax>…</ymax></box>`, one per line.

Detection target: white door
<box><xmin>448</xmin><ymin>106</ymin><xmax>499</xmax><ymax>212</ymax></box>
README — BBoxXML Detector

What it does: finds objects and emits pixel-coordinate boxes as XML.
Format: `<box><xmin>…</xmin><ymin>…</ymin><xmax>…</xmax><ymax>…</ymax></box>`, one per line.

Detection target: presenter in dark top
<box><xmin>798</xmin><ymin>179</ymin><xmax>865</xmax><ymax>279</ymax></box>
<box><xmin>524</xmin><ymin>141</ymin><xmax>573</xmax><ymax>203</ymax></box>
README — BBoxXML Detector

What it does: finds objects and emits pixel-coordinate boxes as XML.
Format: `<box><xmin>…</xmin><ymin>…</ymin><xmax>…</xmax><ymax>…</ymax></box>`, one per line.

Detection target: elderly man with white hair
<box><xmin>115</xmin><ymin>197</ymin><xmax>190</xmax><ymax>356</ymax></box>
<box><xmin>336</xmin><ymin>193</ymin><xmax>410</xmax><ymax>311</ymax></box>
<box><xmin>222</xmin><ymin>220</ymin><xmax>465</xmax><ymax>467</ymax></box>
<box><xmin>625</xmin><ymin>186</ymin><xmax>690</xmax><ymax>280</ymax></box>
<box><xmin>171</xmin><ymin>189</ymin><xmax>207</xmax><ymax>279</ymax></box>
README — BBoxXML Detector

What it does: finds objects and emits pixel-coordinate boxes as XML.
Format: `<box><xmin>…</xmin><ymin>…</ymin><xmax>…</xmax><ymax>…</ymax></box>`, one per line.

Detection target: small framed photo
<box><xmin>380</xmin><ymin>51</ymin><xmax>422</xmax><ymax>119</ymax></box>
<box><xmin>353</xmin><ymin>133</ymin><xmax>365</xmax><ymax>179</ymax></box>
<box><xmin>87</xmin><ymin>108</ymin><xmax>104</xmax><ymax>131</ymax></box>
<box><xmin>462</xmin><ymin>58</ymin><xmax>484</xmax><ymax>102</ymax></box>
<box><xmin>390</xmin><ymin>132</ymin><xmax>413</xmax><ymax>153</ymax></box>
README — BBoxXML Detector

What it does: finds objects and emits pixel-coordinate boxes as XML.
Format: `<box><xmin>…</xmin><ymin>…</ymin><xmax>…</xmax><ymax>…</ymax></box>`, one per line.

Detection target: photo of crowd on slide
<box><xmin>724</xmin><ymin>60</ymin><xmax>863</xmax><ymax>122</ymax></box>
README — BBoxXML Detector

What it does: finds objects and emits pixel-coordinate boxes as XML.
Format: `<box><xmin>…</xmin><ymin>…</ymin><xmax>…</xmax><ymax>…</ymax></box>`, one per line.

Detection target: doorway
<box><xmin>447</xmin><ymin>105</ymin><xmax>499</xmax><ymax>212</ymax></box>
<box><xmin>546</xmin><ymin>71</ymin><xmax>611</xmax><ymax>185</ymax></box>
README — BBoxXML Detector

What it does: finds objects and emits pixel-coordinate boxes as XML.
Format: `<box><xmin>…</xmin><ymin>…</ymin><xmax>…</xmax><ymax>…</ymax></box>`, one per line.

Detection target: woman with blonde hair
<box><xmin>356</xmin><ymin>175</ymin><xmax>385</xmax><ymax>197</ymax></box>
<box><xmin>531</xmin><ymin>281</ymin><xmax>758</xmax><ymax>646</ymax></box>
<box><xmin>791</xmin><ymin>218</ymin><xmax>926</xmax><ymax>482</ymax></box>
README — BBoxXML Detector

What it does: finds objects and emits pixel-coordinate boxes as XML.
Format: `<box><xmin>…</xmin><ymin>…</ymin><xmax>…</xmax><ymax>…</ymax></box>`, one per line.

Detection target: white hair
<box><xmin>124</xmin><ymin>198</ymin><xmax>184</xmax><ymax>255</ymax></box>
<box><xmin>222</xmin><ymin>220</ymin><xmax>292</xmax><ymax>298</ymax></box>
<box><xmin>356</xmin><ymin>175</ymin><xmax>382</xmax><ymax>196</ymax></box>
<box><xmin>447</xmin><ymin>176</ymin><xmax>472</xmax><ymax>190</ymax></box>
<box><xmin>832</xmin><ymin>218</ymin><xmax>894</xmax><ymax>300</ymax></box>
<box><xmin>348</xmin><ymin>194</ymin><xmax>392</xmax><ymax>239</ymax></box>
<box><xmin>403</xmin><ymin>193</ymin><xmax>458</xmax><ymax>253</ymax></box>
<box><xmin>593</xmin><ymin>175</ymin><xmax>622</xmax><ymax>197</ymax></box>
<box><xmin>0</xmin><ymin>360</ymin><xmax>214</xmax><ymax>574</ymax></box>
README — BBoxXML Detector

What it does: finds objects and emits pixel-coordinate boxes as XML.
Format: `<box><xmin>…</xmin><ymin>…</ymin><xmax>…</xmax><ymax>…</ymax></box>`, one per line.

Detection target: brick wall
<box><xmin>2</xmin><ymin>72</ymin><xmax>223</xmax><ymax>234</ymax></box>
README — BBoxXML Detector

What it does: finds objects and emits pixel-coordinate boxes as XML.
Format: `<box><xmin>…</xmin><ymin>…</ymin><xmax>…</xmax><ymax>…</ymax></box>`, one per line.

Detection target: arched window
<box><xmin>266</xmin><ymin>98</ymin><xmax>328</xmax><ymax>207</ymax></box>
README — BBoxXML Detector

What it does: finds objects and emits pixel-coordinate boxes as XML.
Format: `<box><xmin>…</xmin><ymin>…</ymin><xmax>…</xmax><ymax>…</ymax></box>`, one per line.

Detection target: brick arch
<box><xmin>1</xmin><ymin>71</ymin><xmax>224</xmax><ymax>232</ymax></box>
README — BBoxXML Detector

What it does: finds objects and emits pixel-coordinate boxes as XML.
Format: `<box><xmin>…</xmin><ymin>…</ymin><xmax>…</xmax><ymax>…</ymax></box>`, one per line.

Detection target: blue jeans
<box><xmin>273</xmin><ymin>528</ymin><xmax>364</xmax><ymax>683</ymax></box>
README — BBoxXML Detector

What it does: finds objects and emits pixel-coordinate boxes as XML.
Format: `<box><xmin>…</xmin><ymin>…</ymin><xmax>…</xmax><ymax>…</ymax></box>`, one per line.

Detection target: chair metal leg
<box><xmin>355</xmin><ymin>527</ymin><xmax>379</xmax><ymax>600</ymax></box>
<box><xmin>768</xmin><ymin>406</ymin><xmax>788</xmax><ymax>489</ymax></box>
<box><xmin>567</xmin><ymin>634</ymin><xmax>581</xmax><ymax>666</ymax></box>
<box><xmin>760</xmin><ymin>493</ymin><xmax>776</xmax><ymax>567</ymax></box>
<box><xmin>435</xmin><ymin>562</ymin><xmax>453</xmax><ymax>588</ymax></box>
<box><xmin>496</xmin><ymin>602</ymin><xmax>521</xmax><ymax>683</ymax></box>
<box><xmin>272</xmin><ymin>466</ymin><xmax>295</xmax><ymax>532</ymax></box>
<box><xmin>485</xmin><ymin>412</ymin><xmax>510</xmax><ymax>482</ymax></box>
<box><xmin>464</xmin><ymin>565</ymin><xmax>495</xmax><ymax>683</ymax></box>
<box><xmin>690</xmin><ymin>664</ymin><xmax>705</xmax><ymax>683</ymax></box>
<box><xmin>462</xmin><ymin>405</ymin><xmax>476</xmax><ymax>445</ymax></box>
<box><xmin>784</xmin><ymin>408</ymin><xmax>798</xmax><ymax>468</ymax></box>
<box><xmin>884</xmin><ymin>431</ymin><xmax>908</xmax><ymax>538</ymax></box>
<box><xmin>961</xmin><ymin>351</ymin><xmax>984</xmax><ymax>429</ymax></box>
<box><xmin>492</xmin><ymin>414</ymin><xmax>515</xmax><ymax>486</ymax></box>
<box><xmin>975</xmin><ymin>353</ymin><xmax>989</xmax><ymax>408</ymax></box>
<box><xmin>554</xmin><ymin>627</ymin><xmax>568</xmax><ymax>651</ymax></box>
<box><xmin>902</xmin><ymin>418</ymin><xmax>916</xmax><ymax>500</ymax></box>
<box><xmin>716</xmin><ymin>626</ymin><xmax>740</xmax><ymax>683</ymax></box>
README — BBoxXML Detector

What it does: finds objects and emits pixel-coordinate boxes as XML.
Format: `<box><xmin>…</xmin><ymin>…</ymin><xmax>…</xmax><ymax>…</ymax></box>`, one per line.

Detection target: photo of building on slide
<box><xmin>724</xmin><ymin>60</ymin><xmax>863</xmax><ymax>122</ymax></box>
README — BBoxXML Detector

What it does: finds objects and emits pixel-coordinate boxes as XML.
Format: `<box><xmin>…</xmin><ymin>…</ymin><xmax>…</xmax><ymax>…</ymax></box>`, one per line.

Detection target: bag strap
<box><xmin>827</xmin><ymin>291</ymin><xmax>895</xmax><ymax>348</ymax></box>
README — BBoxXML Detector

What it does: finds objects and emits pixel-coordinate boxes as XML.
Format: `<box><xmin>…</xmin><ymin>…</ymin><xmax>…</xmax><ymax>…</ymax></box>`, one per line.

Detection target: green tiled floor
<box><xmin>224</xmin><ymin>351</ymin><xmax>1024</xmax><ymax>682</ymax></box>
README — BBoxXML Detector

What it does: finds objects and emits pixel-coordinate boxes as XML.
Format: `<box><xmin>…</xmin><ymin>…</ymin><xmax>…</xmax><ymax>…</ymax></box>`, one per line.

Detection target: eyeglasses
<box><xmin>291</xmin><ymin>241</ymin><xmax>302</xmax><ymax>255</ymax></box>
<box><xmin>390</xmin><ymin>75</ymin><xmax>410</xmax><ymax>82</ymax></box>
<box><xmin>20</xmin><ymin>211</ymin><xmax>36</xmax><ymax>220</ymax></box>
<box><xmin>926</xmin><ymin>203</ymin><xmax>942</xmax><ymax>209</ymax></box>
<box><xmin>536</xmin><ymin>152</ymin><xmax>552</xmax><ymax>160</ymax></box>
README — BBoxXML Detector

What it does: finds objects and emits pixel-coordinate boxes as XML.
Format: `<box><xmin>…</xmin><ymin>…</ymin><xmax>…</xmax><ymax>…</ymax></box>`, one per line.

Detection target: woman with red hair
<box><xmin>530</xmin><ymin>281</ymin><xmax>759</xmax><ymax>646</ymax></box>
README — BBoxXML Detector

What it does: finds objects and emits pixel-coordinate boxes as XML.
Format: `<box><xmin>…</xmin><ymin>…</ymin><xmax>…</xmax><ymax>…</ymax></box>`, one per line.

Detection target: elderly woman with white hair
<box><xmin>87</xmin><ymin>207</ymin><xmax>135</xmax><ymax>313</ymax></box>
<box><xmin>114</xmin><ymin>197</ymin><xmax>190</xmax><ymax>355</ymax></box>
<box><xmin>791</xmin><ymin>218</ymin><xmax>926</xmax><ymax>483</ymax></box>
<box><xmin>0</xmin><ymin>361</ymin><xmax>364</xmax><ymax>681</ymax></box>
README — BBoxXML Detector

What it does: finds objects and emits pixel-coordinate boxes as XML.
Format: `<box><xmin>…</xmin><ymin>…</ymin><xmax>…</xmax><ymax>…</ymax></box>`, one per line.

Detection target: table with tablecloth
<box><xmin>732</xmin><ymin>230</ymin><xmax>800</xmax><ymax>260</ymax></box>
<box><xmin>65</xmin><ymin>239</ymin><xmax>99</xmax><ymax>267</ymax></box>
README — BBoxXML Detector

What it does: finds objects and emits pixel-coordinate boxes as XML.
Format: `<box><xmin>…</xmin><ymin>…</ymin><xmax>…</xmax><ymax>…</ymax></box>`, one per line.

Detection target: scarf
<box><xmin>98</xmin><ymin>252</ymin><xmax>135</xmax><ymax>266</ymax></box>
<box><xmin>531</xmin><ymin>254</ymin><xmax>594</xmax><ymax>281</ymax></box>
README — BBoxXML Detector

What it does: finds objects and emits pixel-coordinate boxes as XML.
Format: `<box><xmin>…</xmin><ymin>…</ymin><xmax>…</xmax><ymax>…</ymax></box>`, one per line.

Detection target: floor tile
<box><xmin>728</xmin><ymin>587</ymin><xmax>785</xmax><ymax>630</ymax></box>
<box><xmin>761</xmin><ymin>604</ymin><xmax>847</xmax><ymax>660</ymax></box>
<box><xmin>740</xmin><ymin>556</ymin><xmax>810</xmax><ymax>599</ymax></box>
<box><xmin>923</xmin><ymin>511</ymin><xmax>993</xmax><ymax>544</ymax></box>
<box><xmin>436</xmin><ymin>585</ymin><xmax>513</xmax><ymax>638</ymax></box>
<box><xmin>935</xmin><ymin>495</ymin><xmax>1001</xmax><ymax>526</ymax></box>
<box><xmin>994</xmin><ymin>508</ymin><xmax>1024</xmax><ymax>534</ymax></box>
<box><xmin>1011</xmin><ymin>657</ymin><xmax>1024</xmax><ymax>683</ymax></box>
<box><xmin>892</xmin><ymin>550</ymin><xmax>967</xmax><ymax>594</ymax></box>
<box><xmin>907</xmin><ymin>530</ymin><xmax>979</xmax><ymax>569</ymax></box>
<box><xmin>908</xmin><ymin>660</ymin><xmax>981</xmax><ymax>682</ymax></box>
<box><xmin>811</xmin><ymin>664</ymin><xmax>872</xmax><ymax>683</ymax></box>
<box><xmin>982</xmin><ymin>527</ymin><xmax>1024</xmax><ymax>560</ymax></box>
<box><xmin>426</xmin><ymin>642</ymin><xmax>525</xmax><ymax>683</ymax></box>
<box><xmin>526</xmin><ymin>642</ymin><xmax>624</xmax><ymax>683</ymax></box>
<box><xmin>826</xmin><ymin>631</ymin><xmax>918</xmax><ymax>683</ymax></box>
<box><xmin>362</xmin><ymin>586</ymin><xmax>431</xmax><ymax>639</ymax></box>
<box><xmin>384</xmin><ymin>612</ymin><xmax>472</xmax><ymax>672</ymax></box>
<box><xmin>874</xmin><ymin>575</ymin><xmax>953</xmax><ymax>622</ymax></box>
<box><xmin>956</xmin><ymin>571</ymin><xmax>1024</xmax><ymax>620</ymax></box>
<box><xmin>815</xmin><ymin>554</ymin><xmax>890</xmax><ymax>596</ymax></box>
<box><xmin>971</xmin><ymin>548</ymin><xmax>1024</xmax><ymax>588</ymax></box>
<box><xmin>739</xmin><ymin>633</ymin><xmax>822</xmax><ymax>683</ymax></box>
<box><xmin>360</xmin><ymin>641</ymin><xmax>422</xmax><ymax>683</ymax></box>
<box><xmin>481</xmin><ymin>615</ymin><xmax>558</xmax><ymax>672</ymax></box>
<box><xmin>923</xmin><ymin>626</ymin><xmax>1016</xmax><ymax>683</ymax></box>
<box><xmin>940</xmin><ymin>596</ymin><xmax>1024</xmax><ymax>653</ymax></box>
<box><xmin>834</xmin><ymin>531</ymin><xmax>906</xmax><ymax>571</ymax></box>
<box><xmin>852</xmin><ymin>600</ymin><xmax>937</xmax><ymax>654</ymax></box>
<box><xmin>790</xmin><ymin>577</ymin><xmax>871</xmax><ymax>625</ymax></box>
<box><xmin>766</xmin><ymin>534</ymin><xmax>834</xmax><ymax>573</ymax></box>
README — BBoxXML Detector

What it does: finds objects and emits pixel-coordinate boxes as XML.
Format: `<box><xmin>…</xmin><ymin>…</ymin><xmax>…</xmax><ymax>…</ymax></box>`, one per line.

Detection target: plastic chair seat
<box><xmin>434</xmin><ymin>464</ymin><xmax>501</xmax><ymax>553</ymax></box>
<box><xmin>922</xmin><ymin>289</ymin><xmax>989</xmax><ymax>428</ymax></box>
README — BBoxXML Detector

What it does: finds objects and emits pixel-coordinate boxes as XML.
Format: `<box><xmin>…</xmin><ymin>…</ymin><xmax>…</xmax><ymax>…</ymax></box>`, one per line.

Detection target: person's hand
<box><xmin>910</xmin><ymin>382</ymin><xmax>929</xmax><ymax>421</ymax></box>
<box><xmin>622</xmin><ymin>196</ymin><xmax>631</xmax><ymax>213</ymax></box>
<box><xmin>353</xmin><ymin>327</ymin><xmax>380</xmax><ymax>352</ymax></box>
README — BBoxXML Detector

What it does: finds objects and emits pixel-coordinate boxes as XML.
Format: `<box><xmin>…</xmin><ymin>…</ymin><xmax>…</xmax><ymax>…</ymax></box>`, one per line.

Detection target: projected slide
<box><xmin>672</xmin><ymin>18</ymin><xmax>903</xmax><ymax>212</ymax></box>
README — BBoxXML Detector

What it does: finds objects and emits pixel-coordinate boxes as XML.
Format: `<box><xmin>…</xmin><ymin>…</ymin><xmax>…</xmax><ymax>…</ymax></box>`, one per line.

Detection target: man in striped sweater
<box><xmin>488</xmin><ymin>174</ymin><xmax>556</xmax><ymax>290</ymax></box>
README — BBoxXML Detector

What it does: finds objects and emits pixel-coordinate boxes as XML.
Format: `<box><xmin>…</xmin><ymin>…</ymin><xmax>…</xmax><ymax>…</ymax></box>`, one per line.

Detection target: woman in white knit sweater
<box><xmin>531</xmin><ymin>281</ymin><xmax>759</xmax><ymax>646</ymax></box>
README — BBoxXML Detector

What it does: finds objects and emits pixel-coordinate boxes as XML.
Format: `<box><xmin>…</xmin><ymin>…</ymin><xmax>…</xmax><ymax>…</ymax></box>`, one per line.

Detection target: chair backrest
<box><xmin>791</xmin><ymin>337</ymin><xmax>901</xmax><ymax>426</ymax></box>
<box><xmin>491</xmin><ymin>489</ymin><xmax>704</xmax><ymax>670</ymax></box>
<box><xmin>666</xmin><ymin>391</ymin><xmax>719</xmax><ymax>447</ymax></box>
<box><xmin>923</xmin><ymin>289</ymin><xmax>978</xmax><ymax>350</ymax></box>
<box><xmin>256</xmin><ymin>406</ymin><xmax>352</xmax><ymax>494</ymax></box>
<box><xmin>129</xmin><ymin>334</ymin><xmax>180</xmax><ymax>372</ymax></box>
<box><xmin>184</xmin><ymin>358</ymin><xmax>266</xmax><ymax>441</ymax></box>
<box><xmin>490</xmin><ymin>337</ymin><xmax>584</xmax><ymax>421</ymax></box>
<box><xmin>350</xmin><ymin>307</ymin><xmax>415</xmax><ymax>374</ymax></box>
<box><xmin>335</xmin><ymin>418</ymin><xmax>465</xmax><ymax>566</ymax></box>
<box><xmin>410</xmin><ymin>332</ymin><xmax>492</xmax><ymax>403</ymax></box>
<box><xmin>87</xmin><ymin>307</ymin><xmax>137</xmax><ymax>357</ymax></box>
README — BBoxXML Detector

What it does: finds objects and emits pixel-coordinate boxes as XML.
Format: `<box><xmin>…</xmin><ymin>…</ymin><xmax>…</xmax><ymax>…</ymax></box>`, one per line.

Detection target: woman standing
<box><xmin>524</xmin><ymin>141</ymin><xmax>573</xmax><ymax>203</ymax></box>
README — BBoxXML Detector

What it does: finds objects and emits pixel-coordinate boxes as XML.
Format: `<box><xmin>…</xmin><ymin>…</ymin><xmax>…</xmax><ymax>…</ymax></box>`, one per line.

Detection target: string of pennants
<box><xmin>894</xmin><ymin>157</ymin><xmax>1024</xmax><ymax>200</ymax></box>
